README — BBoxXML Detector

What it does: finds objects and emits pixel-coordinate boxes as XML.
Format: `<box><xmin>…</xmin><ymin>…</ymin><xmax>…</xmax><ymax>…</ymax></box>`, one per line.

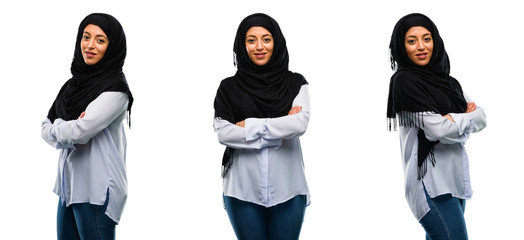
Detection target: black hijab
<box><xmin>214</xmin><ymin>13</ymin><xmax>308</xmax><ymax>176</ymax></box>
<box><xmin>48</xmin><ymin>13</ymin><xmax>133</xmax><ymax>126</ymax></box>
<box><xmin>387</xmin><ymin>13</ymin><xmax>467</xmax><ymax>180</ymax></box>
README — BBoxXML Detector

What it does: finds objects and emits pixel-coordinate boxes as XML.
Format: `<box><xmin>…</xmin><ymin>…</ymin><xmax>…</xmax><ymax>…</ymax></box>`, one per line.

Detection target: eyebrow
<box><xmin>406</xmin><ymin>33</ymin><xmax>432</xmax><ymax>38</ymax></box>
<box><xmin>83</xmin><ymin>31</ymin><xmax>108</xmax><ymax>39</ymax></box>
<box><xmin>246</xmin><ymin>34</ymin><xmax>273</xmax><ymax>38</ymax></box>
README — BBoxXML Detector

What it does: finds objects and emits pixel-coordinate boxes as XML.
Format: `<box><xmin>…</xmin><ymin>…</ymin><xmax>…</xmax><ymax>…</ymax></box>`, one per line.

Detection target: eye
<box><xmin>424</xmin><ymin>37</ymin><xmax>432</xmax><ymax>42</ymax></box>
<box><xmin>82</xmin><ymin>35</ymin><xmax>90</xmax><ymax>40</ymax></box>
<box><xmin>97</xmin><ymin>39</ymin><xmax>106</xmax><ymax>44</ymax></box>
<box><xmin>263</xmin><ymin>37</ymin><xmax>272</xmax><ymax>43</ymax></box>
<box><xmin>246</xmin><ymin>38</ymin><xmax>255</xmax><ymax>44</ymax></box>
<box><xmin>407</xmin><ymin>39</ymin><xmax>415</xmax><ymax>44</ymax></box>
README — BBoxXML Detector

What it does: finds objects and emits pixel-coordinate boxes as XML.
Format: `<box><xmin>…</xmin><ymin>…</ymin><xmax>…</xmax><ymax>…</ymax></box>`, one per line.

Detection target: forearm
<box><xmin>245</xmin><ymin>85</ymin><xmax>310</xmax><ymax>140</ymax></box>
<box><xmin>244</xmin><ymin>111</ymin><xmax>309</xmax><ymax>140</ymax></box>
<box><xmin>411</xmin><ymin>111</ymin><xmax>468</xmax><ymax>144</ymax></box>
<box><xmin>451</xmin><ymin>106</ymin><xmax>486</xmax><ymax>134</ymax></box>
<box><xmin>214</xmin><ymin>118</ymin><xmax>282</xmax><ymax>150</ymax></box>
<box><xmin>46</xmin><ymin>92</ymin><xmax>128</xmax><ymax>146</ymax></box>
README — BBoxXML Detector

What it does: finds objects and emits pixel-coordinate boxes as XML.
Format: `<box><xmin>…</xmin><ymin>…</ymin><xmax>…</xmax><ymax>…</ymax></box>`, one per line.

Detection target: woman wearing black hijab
<box><xmin>214</xmin><ymin>13</ymin><xmax>310</xmax><ymax>240</ymax></box>
<box><xmin>387</xmin><ymin>13</ymin><xmax>486</xmax><ymax>239</ymax></box>
<box><xmin>41</xmin><ymin>13</ymin><xmax>133</xmax><ymax>240</ymax></box>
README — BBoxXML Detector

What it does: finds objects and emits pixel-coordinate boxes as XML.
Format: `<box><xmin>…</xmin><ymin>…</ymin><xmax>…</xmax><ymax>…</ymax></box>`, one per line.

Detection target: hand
<box><xmin>466</xmin><ymin>102</ymin><xmax>477</xmax><ymax>113</ymax></box>
<box><xmin>78</xmin><ymin>112</ymin><xmax>85</xmax><ymax>119</ymax></box>
<box><xmin>236</xmin><ymin>120</ymin><xmax>245</xmax><ymax>128</ymax></box>
<box><xmin>443</xmin><ymin>114</ymin><xmax>455</xmax><ymax>123</ymax></box>
<box><xmin>288</xmin><ymin>106</ymin><xmax>302</xmax><ymax>115</ymax></box>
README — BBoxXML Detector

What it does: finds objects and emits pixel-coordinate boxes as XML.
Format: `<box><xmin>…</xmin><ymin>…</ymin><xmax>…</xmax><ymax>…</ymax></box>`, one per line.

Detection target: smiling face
<box><xmin>245</xmin><ymin>26</ymin><xmax>274</xmax><ymax>66</ymax></box>
<box><xmin>81</xmin><ymin>24</ymin><xmax>108</xmax><ymax>65</ymax></box>
<box><xmin>404</xmin><ymin>26</ymin><xmax>433</xmax><ymax>66</ymax></box>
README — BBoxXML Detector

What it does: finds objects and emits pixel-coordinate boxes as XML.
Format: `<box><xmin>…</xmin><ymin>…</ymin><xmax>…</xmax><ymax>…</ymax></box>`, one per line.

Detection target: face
<box><xmin>81</xmin><ymin>24</ymin><xmax>108</xmax><ymax>65</ymax></box>
<box><xmin>404</xmin><ymin>26</ymin><xmax>433</xmax><ymax>66</ymax></box>
<box><xmin>245</xmin><ymin>26</ymin><xmax>274</xmax><ymax>66</ymax></box>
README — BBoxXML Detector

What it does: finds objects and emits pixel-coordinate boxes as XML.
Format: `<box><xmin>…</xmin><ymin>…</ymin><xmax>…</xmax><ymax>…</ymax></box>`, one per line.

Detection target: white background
<box><xmin>1</xmin><ymin>0</ymin><xmax>522</xmax><ymax>239</ymax></box>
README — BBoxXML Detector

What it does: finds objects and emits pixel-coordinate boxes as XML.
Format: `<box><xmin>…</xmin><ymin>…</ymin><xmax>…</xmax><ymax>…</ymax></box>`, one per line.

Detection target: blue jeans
<box><xmin>57</xmin><ymin>196</ymin><xmax>116</xmax><ymax>240</ymax></box>
<box><xmin>420</xmin><ymin>187</ymin><xmax>468</xmax><ymax>240</ymax></box>
<box><xmin>224</xmin><ymin>195</ymin><xmax>307</xmax><ymax>240</ymax></box>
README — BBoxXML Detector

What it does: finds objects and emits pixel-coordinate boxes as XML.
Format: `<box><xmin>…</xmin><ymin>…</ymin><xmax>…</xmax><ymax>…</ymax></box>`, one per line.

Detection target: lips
<box><xmin>85</xmin><ymin>51</ymin><xmax>96</xmax><ymax>58</ymax></box>
<box><xmin>416</xmin><ymin>53</ymin><xmax>428</xmax><ymax>60</ymax></box>
<box><xmin>254</xmin><ymin>53</ymin><xmax>267</xmax><ymax>59</ymax></box>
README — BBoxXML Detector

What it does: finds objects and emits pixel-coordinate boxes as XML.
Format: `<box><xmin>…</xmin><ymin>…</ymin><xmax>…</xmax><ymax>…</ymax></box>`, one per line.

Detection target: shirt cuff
<box><xmin>245</xmin><ymin>118</ymin><xmax>267</xmax><ymax>141</ymax></box>
<box><xmin>464</xmin><ymin>107</ymin><xmax>486</xmax><ymax>133</ymax></box>
<box><xmin>51</xmin><ymin>118</ymin><xmax>75</xmax><ymax>148</ymax></box>
<box><xmin>449</xmin><ymin>113</ymin><xmax>470</xmax><ymax>136</ymax></box>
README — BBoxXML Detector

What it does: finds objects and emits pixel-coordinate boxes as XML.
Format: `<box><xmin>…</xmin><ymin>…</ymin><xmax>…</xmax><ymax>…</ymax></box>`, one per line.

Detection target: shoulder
<box><xmin>288</xmin><ymin>71</ymin><xmax>308</xmax><ymax>85</ymax></box>
<box><xmin>448</xmin><ymin>75</ymin><xmax>464</xmax><ymax>91</ymax></box>
<box><xmin>390</xmin><ymin>70</ymin><xmax>423</xmax><ymax>91</ymax></box>
<box><xmin>215</xmin><ymin>76</ymin><xmax>238</xmax><ymax>100</ymax></box>
<box><xmin>391</xmin><ymin>70</ymin><xmax>417</xmax><ymax>84</ymax></box>
<box><xmin>217</xmin><ymin>76</ymin><xmax>237</xmax><ymax>89</ymax></box>
<box><xmin>91</xmin><ymin>92</ymin><xmax>129</xmax><ymax>109</ymax></box>
<box><xmin>289</xmin><ymin>71</ymin><xmax>305</xmax><ymax>79</ymax></box>
<box><xmin>99</xmin><ymin>91</ymin><xmax>129</xmax><ymax>100</ymax></box>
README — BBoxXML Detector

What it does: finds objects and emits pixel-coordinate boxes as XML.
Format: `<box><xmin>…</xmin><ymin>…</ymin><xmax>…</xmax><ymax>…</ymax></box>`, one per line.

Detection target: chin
<box><xmin>84</xmin><ymin>59</ymin><xmax>100</xmax><ymax>65</ymax></box>
<box><xmin>254</xmin><ymin>60</ymin><xmax>269</xmax><ymax>66</ymax></box>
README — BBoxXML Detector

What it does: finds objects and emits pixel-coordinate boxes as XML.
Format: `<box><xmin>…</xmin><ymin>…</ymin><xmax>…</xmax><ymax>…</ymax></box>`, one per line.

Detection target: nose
<box><xmin>255</xmin><ymin>40</ymin><xmax>263</xmax><ymax>50</ymax></box>
<box><xmin>416</xmin><ymin>41</ymin><xmax>425</xmax><ymax>51</ymax></box>
<box><xmin>86</xmin><ymin>38</ymin><xmax>95</xmax><ymax>49</ymax></box>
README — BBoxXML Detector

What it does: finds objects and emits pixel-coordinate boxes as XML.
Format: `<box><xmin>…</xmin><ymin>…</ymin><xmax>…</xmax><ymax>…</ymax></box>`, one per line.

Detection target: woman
<box><xmin>41</xmin><ymin>13</ymin><xmax>133</xmax><ymax>240</ymax></box>
<box><xmin>213</xmin><ymin>13</ymin><xmax>310</xmax><ymax>240</ymax></box>
<box><xmin>387</xmin><ymin>13</ymin><xmax>486</xmax><ymax>239</ymax></box>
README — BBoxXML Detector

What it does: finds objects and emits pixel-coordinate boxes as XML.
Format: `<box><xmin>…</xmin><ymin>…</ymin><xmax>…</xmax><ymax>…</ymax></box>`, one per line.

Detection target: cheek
<box><xmin>404</xmin><ymin>46</ymin><xmax>415</xmax><ymax>60</ymax></box>
<box><xmin>98</xmin><ymin>46</ymin><xmax>108</xmax><ymax>58</ymax></box>
<box><xmin>404</xmin><ymin>46</ymin><xmax>414</xmax><ymax>59</ymax></box>
<box><xmin>80</xmin><ymin>43</ymin><xmax>87</xmax><ymax>59</ymax></box>
<box><xmin>405</xmin><ymin>45</ymin><xmax>415</xmax><ymax>54</ymax></box>
<box><xmin>266</xmin><ymin>44</ymin><xmax>274</xmax><ymax>56</ymax></box>
<box><xmin>245</xmin><ymin>42</ymin><xmax>255</xmax><ymax>53</ymax></box>
<box><xmin>268</xmin><ymin>42</ymin><xmax>274</xmax><ymax>52</ymax></box>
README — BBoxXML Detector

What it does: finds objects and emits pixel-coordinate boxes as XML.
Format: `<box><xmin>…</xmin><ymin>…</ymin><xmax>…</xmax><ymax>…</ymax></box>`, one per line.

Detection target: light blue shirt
<box><xmin>398</xmin><ymin>95</ymin><xmax>487</xmax><ymax>221</ymax></box>
<box><xmin>214</xmin><ymin>85</ymin><xmax>311</xmax><ymax>207</ymax></box>
<box><xmin>41</xmin><ymin>92</ymin><xmax>129</xmax><ymax>223</ymax></box>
